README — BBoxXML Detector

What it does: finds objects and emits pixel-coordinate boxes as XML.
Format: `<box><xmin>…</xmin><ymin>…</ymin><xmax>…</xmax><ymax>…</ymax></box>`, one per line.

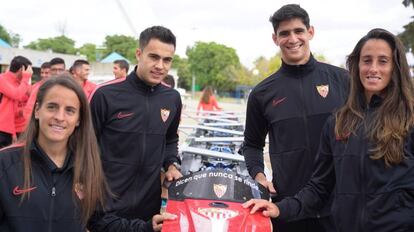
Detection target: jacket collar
<box><xmin>366</xmin><ymin>94</ymin><xmax>383</xmax><ymax>109</ymax></box>
<box><xmin>127</xmin><ymin>66</ymin><xmax>162</xmax><ymax>93</ymax></box>
<box><xmin>279</xmin><ymin>54</ymin><xmax>317</xmax><ymax>76</ymax></box>
<box><xmin>30</xmin><ymin>140</ymin><xmax>73</xmax><ymax>173</ymax></box>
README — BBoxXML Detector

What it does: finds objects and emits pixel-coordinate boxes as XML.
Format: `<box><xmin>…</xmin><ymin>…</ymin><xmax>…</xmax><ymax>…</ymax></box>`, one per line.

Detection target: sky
<box><xmin>1</xmin><ymin>0</ymin><xmax>413</xmax><ymax>68</ymax></box>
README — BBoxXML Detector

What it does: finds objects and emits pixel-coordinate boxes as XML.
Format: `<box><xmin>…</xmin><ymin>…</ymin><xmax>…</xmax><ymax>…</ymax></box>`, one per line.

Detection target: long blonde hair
<box><xmin>335</xmin><ymin>28</ymin><xmax>414</xmax><ymax>166</ymax></box>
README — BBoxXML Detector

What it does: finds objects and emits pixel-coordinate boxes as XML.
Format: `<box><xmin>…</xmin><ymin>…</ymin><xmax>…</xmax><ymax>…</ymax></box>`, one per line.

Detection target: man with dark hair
<box><xmin>88</xmin><ymin>25</ymin><xmax>182</xmax><ymax>230</ymax></box>
<box><xmin>23</xmin><ymin>62</ymin><xmax>52</xmax><ymax>128</ymax></box>
<box><xmin>0</xmin><ymin>56</ymin><xmax>32</xmax><ymax>147</ymax></box>
<box><xmin>243</xmin><ymin>4</ymin><xmax>349</xmax><ymax>232</ymax></box>
<box><xmin>49</xmin><ymin>57</ymin><xmax>65</xmax><ymax>76</ymax></box>
<box><xmin>70</xmin><ymin>59</ymin><xmax>96</xmax><ymax>98</ymax></box>
<box><xmin>162</xmin><ymin>74</ymin><xmax>175</xmax><ymax>88</ymax></box>
<box><xmin>113</xmin><ymin>59</ymin><xmax>129</xmax><ymax>79</ymax></box>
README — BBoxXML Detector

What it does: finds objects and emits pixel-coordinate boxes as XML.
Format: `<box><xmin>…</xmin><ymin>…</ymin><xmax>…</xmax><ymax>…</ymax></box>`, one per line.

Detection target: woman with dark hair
<box><xmin>197</xmin><ymin>86</ymin><xmax>222</xmax><ymax>113</ymax></box>
<box><xmin>243</xmin><ymin>28</ymin><xmax>414</xmax><ymax>231</ymax></box>
<box><xmin>0</xmin><ymin>75</ymin><xmax>175</xmax><ymax>231</ymax></box>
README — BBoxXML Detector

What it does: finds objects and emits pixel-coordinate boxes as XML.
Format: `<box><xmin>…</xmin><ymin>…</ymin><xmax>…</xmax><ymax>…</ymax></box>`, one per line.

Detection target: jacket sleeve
<box><xmin>243</xmin><ymin>90</ymin><xmax>268</xmax><ymax>179</ymax></box>
<box><xmin>277</xmin><ymin>117</ymin><xmax>336</xmax><ymax>221</ymax></box>
<box><xmin>87</xmin><ymin>210</ymin><xmax>154</xmax><ymax>232</ymax></box>
<box><xmin>0</xmin><ymin>72</ymin><xmax>31</xmax><ymax>101</ymax></box>
<box><xmin>163</xmin><ymin>93</ymin><xmax>182</xmax><ymax>169</ymax></box>
<box><xmin>89</xmin><ymin>88</ymin><xmax>108</xmax><ymax>142</ymax></box>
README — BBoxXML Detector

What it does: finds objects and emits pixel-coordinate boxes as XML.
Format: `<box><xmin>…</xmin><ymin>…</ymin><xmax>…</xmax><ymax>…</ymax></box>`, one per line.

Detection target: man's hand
<box><xmin>152</xmin><ymin>212</ymin><xmax>177</xmax><ymax>231</ymax></box>
<box><xmin>242</xmin><ymin>199</ymin><xmax>280</xmax><ymax>218</ymax></box>
<box><xmin>25</xmin><ymin>65</ymin><xmax>33</xmax><ymax>75</ymax></box>
<box><xmin>255</xmin><ymin>173</ymin><xmax>277</xmax><ymax>194</ymax></box>
<box><xmin>165</xmin><ymin>164</ymin><xmax>183</xmax><ymax>181</ymax></box>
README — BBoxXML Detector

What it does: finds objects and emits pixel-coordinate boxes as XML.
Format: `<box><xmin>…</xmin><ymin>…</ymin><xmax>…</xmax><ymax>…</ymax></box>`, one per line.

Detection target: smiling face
<box><xmin>74</xmin><ymin>64</ymin><xmax>91</xmax><ymax>82</ymax></box>
<box><xmin>135</xmin><ymin>38</ymin><xmax>175</xmax><ymax>86</ymax></box>
<box><xmin>35</xmin><ymin>85</ymin><xmax>80</xmax><ymax>148</ymax></box>
<box><xmin>358</xmin><ymin>39</ymin><xmax>393</xmax><ymax>101</ymax></box>
<box><xmin>113</xmin><ymin>64</ymin><xmax>126</xmax><ymax>79</ymax></box>
<box><xmin>273</xmin><ymin>18</ymin><xmax>314</xmax><ymax>65</ymax></box>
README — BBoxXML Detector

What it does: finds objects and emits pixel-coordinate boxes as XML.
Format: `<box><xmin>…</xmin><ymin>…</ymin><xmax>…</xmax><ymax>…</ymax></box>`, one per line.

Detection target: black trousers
<box><xmin>272</xmin><ymin>216</ymin><xmax>333</xmax><ymax>232</ymax></box>
<box><xmin>0</xmin><ymin>131</ymin><xmax>12</xmax><ymax>148</ymax></box>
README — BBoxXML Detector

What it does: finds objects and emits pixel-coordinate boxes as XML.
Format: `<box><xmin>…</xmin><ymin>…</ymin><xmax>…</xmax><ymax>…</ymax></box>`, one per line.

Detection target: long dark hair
<box><xmin>19</xmin><ymin>74</ymin><xmax>109</xmax><ymax>224</ymax></box>
<box><xmin>335</xmin><ymin>28</ymin><xmax>414</xmax><ymax>166</ymax></box>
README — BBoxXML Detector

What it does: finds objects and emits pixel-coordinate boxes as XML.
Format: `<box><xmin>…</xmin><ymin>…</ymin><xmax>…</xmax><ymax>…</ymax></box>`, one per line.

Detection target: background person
<box><xmin>197</xmin><ymin>86</ymin><xmax>222</xmax><ymax>114</ymax></box>
<box><xmin>0</xmin><ymin>56</ymin><xmax>32</xmax><ymax>148</ymax></box>
<box><xmin>23</xmin><ymin>62</ymin><xmax>51</xmax><ymax>129</ymax></box>
<box><xmin>113</xmin><ymin>59</ymin><xmax>129</xmax><ymax>79</ymax></box>
<box><xmin>49</xmin><ymin>57</ymin><xmax>66</xmax><ymax>76</ymax></box>
<box><xmin>70</xmin><ymin>59</ymin><xmax>96</xmax><ymax>98</ymax></box>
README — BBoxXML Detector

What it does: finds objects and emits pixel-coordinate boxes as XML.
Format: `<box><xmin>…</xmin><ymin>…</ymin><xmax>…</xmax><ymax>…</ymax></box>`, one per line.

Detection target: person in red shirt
<box><xmin>0</xmin><ymin>56</ymin><xmax>32</xmax><ymax>148</ymax></box>
<box><xmin>23</xmin><ymin>62</ymin><xmax>51</xmax><ymax>130</ymax></box>
<box><xmin>49</xmin><ymin>57</ymin><xmax>66</xmax><ymax>76</ymax></box>
<box><xmin>197</xmin><ymin>86</ymin><xmax>222</xmax><ymax>114</ymax></box>
<box><xmin>70</xmin><ymin>59</ymin><xmax>96</xmax><ymax>99</ymax></box>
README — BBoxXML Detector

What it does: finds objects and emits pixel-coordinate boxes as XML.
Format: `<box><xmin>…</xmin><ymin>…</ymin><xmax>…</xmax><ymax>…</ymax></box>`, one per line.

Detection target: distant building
<box><xmin>0</xmin><ymin>38</ymin><xmax>12</xmax><ymax>48</ymax></box>
<box><xmin>100</xmin><ymin>52</ymin><xmax>130</xmax><ymax>63</ymax></box>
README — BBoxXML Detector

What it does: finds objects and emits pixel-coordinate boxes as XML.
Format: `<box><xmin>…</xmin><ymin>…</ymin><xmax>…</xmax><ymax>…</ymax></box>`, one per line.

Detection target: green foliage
<box><xmin>173</xmin><ymin>55</ymin><xmax>192</xmax><ymax>90</ymax></box>
<box><xmin>253</xmin><ymin>53</ymin><xmax>282</xmax><ymax>80</ymax></box>
<box><xmin>103</xmin><ymin>35</ymin><xmax>137</xmax><ymax>62</ymax></box>
<box><xmin>0</xmin><ymin>24</ymin><xmax>20</xmax><ymax>47</ymax></box>
<box><xmin>227</xmin><ymin>65</ymin><xmax>257</xmax><ymax>87</ymax></box>
<box><xmin>186</xmin><ymin>41</ymin><xmax>241</xmax><ymax>91</ymax></box>
<box><xmin>79</xmin><ymin>43</ymin><xmax>97</xmax><ymax>62</ymax></box>
<box><xmin>399</xmin><ymin>21</ymin><xmax>414</xmax><ymax>53</ymax></box>
<box><xmin>0</xmin><ymin>24</ymin><xmax>11</xmax><ymax>44</ymax></box>
<box><xmin>400</xmin><ymin>0</ymin><xmax>414</xmax><ymax>56</ymax></box>
<box><xmin>24</xmin><ymin>35</ymin><xmax>77</xmax><ymax>54</ymax></box>
<box><xmin>10</xmin><ymin>33</ymin><xmax>21</xmax><ymax>48</ymax></box>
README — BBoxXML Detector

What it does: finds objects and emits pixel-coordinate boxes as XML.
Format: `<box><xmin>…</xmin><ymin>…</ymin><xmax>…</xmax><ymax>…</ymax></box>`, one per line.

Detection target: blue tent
<box><xmin>0</xmin><ymin>38</ymin><xmax>12</xmax><ymax>48</ymax></box>
<box><xmin>100</xmin><ymin>52</ymin><xmax>130</xmax><ymax>63</ymax></box>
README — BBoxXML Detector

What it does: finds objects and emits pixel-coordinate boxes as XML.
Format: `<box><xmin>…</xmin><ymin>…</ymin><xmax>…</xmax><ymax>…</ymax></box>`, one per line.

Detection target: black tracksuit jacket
<box><xmin>89</xmin><ymin>70</ymin><xmax>182</xmax><ymax>224</ymax></box>
<box><xmin>278</xmin><ymin>95</ymin><xmax>414</xmax><ymax>231</ymax></box>
<box><xmin>0</xmin><ymin>142</ymin><xmax>157</xmax><ymax>232</ymax></box>
<box><xmin>0</xmin><ymin>142</ymin><xmax>83</xmax><ymax>232</ymax></box>
<box><xmin>243</xmin><ymin>55</ymin><xmax>349</xmax><ymax>218</ymax></box>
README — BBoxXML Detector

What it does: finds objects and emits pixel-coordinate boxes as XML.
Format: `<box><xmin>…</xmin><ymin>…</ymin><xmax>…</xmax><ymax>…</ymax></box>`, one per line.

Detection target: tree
<box><xmin>0</xmin><ymin>24</ymin><xmax>12</xmax><ymax>44</ymax></box>
<box><xmin>10</xmin><ymin>33</ymin><xmax>21</xmax><ymax>48</ymax></box>
<box><xmin>79</xmin><ymin>43</ymin><xmax>97</xmax><ymax>62</ymax></box>
<box><xmin>399</xmin><ymin>0</ymin><xmax>414</xmax><ymax>56</ymax></box>
<box><xmin>0</xmin><ymin>24</ymin><xmax>21</xmax><ymax>47</ymax></box>
<box><xmin>253</xmin><ymin>53</ymin><xmax>282</xmax><ymax>80</ymax></box>
<box><xmin>103</xmin><ymin>35</ymin><xmax>137</xmax><ymax>62</ymax></box>
<box><xmin>186</xmin><ymin>41</ymin><xmax>241</xmax><ymax>92</ymax></box>
<box><xmin>172</xmin><ymin>55</ymin><xmax>192</xmax><ymax>90</ymax></box>
<box><xmin>24</xmin><ymin>36</ymin><xmax>77</xmax><ymax>54</ymax></box>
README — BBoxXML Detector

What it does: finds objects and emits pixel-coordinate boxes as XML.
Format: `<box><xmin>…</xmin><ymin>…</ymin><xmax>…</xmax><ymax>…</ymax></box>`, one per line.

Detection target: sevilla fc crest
<box><xmin>160</xmin><ymin>108</ymin><xmax>170</xmax><ymax>122</ymax></box>
<box><xmin>316</xmin><ymin>85</ymin><xmax>329</xmax><ymax>98</ymax></box>
<box><xmin>213</xmin><ymin>184</ymin><xmax>227</xmax><ymax>198</ymax></box>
